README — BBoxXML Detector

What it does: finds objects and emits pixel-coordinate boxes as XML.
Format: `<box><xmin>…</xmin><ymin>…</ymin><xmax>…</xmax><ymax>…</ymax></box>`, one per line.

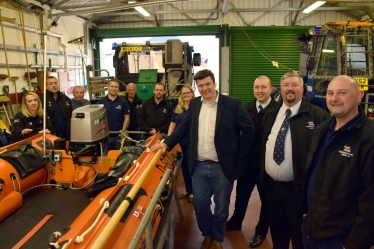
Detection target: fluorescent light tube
<box><xmin>322</xmin><ymin>49</ymin><xmax>335</xmax><ymax>53</ymax></box>
<box><xmin>135</xmin><ymin>6</ymin><xmax>150</xmax><ymax>16</ymax></box>
<box><xmin>303</xmin><ymin>1</ymin><xmax>326</xmax><ymax>13</ymax></box>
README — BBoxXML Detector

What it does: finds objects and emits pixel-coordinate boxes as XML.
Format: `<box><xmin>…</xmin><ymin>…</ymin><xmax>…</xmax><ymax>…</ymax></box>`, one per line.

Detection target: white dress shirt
<box><xmin>256</xmin><ymin>98</ymin><xmax>271</xmax><ymax>112</ymax></box>
<box><xmin>197</xmin><ymin>93</ymin><xmax>219</xmax><ymax>162</ymax></box>
<box><xmin>265</xmin><ymin>100</ymin><xmax>301</xmax><ymax>182</ymax></box>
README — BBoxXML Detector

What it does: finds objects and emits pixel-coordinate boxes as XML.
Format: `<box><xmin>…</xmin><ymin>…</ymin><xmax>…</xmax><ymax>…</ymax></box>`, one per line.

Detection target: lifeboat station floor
<box><xmin>171</xmin><ymin>170</ymin><xmax>273</xmax><ymax>249</ymax></box>
<box><xmin>172</xmin><ymin>171</ymin><xmax>374</xmax><ymax>249</ymax></box>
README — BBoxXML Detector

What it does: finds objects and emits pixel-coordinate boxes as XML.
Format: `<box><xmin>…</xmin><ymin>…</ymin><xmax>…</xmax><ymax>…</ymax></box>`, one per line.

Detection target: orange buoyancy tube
<box><xmin>52</xmin><ymin>134</ymin><xmax>181</xmax><ymax>249</ymax></box>
<box><xmin>0</xmin><ymin>133</ymin><xmax>62</xmax><ymax>222</ymax></box>
<box><xmin>326</xmin><ymin>21</ymin><xmax>373</xmax><ymax>27</ymax></box>
<box><xmin>0</xmin><ymin>154</ymin><xmax>46</xmax><ymax>222</ymax></box>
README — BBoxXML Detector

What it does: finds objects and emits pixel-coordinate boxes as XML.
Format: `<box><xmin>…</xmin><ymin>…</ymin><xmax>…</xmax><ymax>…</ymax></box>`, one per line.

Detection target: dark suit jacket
<box><xmin>164</xmin><ymin>93</ymin><xmax>255</xmax><ymax>182</ymax></box>
<box><xmin>261</xmin><ymin>99</ymin><xmax>331</xmax><ymax>189</ymax></box>
<box><xmin>244</xmin><ymin>99</ymin><xmax>281</xmax><ymax>169</ymax></box>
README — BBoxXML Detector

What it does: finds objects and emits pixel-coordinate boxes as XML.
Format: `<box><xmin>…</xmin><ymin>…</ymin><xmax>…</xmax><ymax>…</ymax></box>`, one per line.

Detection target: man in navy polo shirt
<box><xmin>98</xmin><ymin>79</ymin><xmax>130</xmax><ymax>155</ymax></box>
<box><xmin>302</xmin><ymin>75</ymin><xmax>374</xmax><ymax>249</ymax></box>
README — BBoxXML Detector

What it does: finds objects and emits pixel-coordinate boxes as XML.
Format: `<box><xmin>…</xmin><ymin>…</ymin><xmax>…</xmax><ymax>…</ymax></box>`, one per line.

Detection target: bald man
<box><xmin>124</xmin><ymin>83</ymin><xmax>143</xmax><ymax>132</ymax></box>
<box><xmin>227</xmin><ymin>76</ymin><xmax>280</xmax><ymax>248</ymax></box>
<box><xmin>302</xmin><ymin>75</ymin><xmax>374</xmax><ymax>249</ymax></box>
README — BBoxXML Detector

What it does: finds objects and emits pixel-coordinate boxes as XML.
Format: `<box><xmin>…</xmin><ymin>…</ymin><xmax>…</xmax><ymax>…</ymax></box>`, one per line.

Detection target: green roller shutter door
<box><xmin>91</xmin><ymin>25</ymin><xmax>221</xmax><ymax>39</ymax></box>
<box><xmin>229</xmin><ymin>26</ymin><xmax>310</xmax><ymax>104</ymax></box>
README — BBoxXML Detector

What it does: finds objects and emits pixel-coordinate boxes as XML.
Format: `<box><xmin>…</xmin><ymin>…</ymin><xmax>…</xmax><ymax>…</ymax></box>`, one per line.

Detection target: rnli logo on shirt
<box><xmin>162</xmin><ymin>108</ymin><xmax>167</xmax><ymax>113</ymax></box>
<box><xmin>116</xmin><ymin>105</ymin><xmax>121</xmax><ymax>109</ymax></box>
<box><xmin>14</xmin><ymin>119</ymin><xmax>19</xmax><ymax>123</ymax></box>
<box><xmin>306</xmin><ymin>121</ymin><xmax>315</xmax><ymax>129</ymax></box>
<box><xmin>136</xmin><ymin>105</ymin><xmax>140</xmax><ymax>109</ymax></box>
<box><xmin>29</xmin><ymin>122</ymin><xmax>33</xmax><ymax>125</ymax></box>
<box><xmin>339</xmin><ymin>145</ymin><xmax>353</xmax><ymax>158</ymax></box>
<box><xmin>39</xmin><ymin>120</ymin><xmax>42</xmax><ymax>124</ymax></box>
<box><xmin>66</xmin><ymin>102</ymin><xmax>70</xmax><ymax>106</ymax></box>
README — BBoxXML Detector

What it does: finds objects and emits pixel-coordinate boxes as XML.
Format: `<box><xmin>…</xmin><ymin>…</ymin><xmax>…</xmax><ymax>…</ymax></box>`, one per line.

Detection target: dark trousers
<box><xmin>229</xmin><ymin>166</ymin><xmax>269</xmax><ymax>236</ymax></box>
<box><xmin>267</xmin><ymin>177</ymin><xmax>304</xmax><ymax>249</ymax></box>
<box><xmin>180</xmin><ymin>143</ymin><xmax>192</xmax><ymax>194</ymax></box>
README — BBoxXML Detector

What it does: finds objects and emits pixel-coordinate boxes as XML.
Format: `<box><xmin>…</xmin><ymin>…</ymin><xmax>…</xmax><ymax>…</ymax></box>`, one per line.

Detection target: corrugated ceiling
<box><xmin>7</xmin><ymin>0</ymin><xmax>374</xmax><ymax>26</ymax></box>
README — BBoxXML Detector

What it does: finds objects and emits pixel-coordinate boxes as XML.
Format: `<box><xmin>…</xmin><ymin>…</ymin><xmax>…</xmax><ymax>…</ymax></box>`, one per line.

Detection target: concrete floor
<box><xmin>171</xmin><ymin>170</ymin><xmax>273</xmax><ymax>249</ymax></box>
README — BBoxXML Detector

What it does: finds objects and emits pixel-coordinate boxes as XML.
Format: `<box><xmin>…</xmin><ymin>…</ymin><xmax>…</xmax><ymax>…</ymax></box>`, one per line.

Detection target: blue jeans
<box><xmin>103</xmin><ymin>136</ymin><xmax>121</xmax><ymax>156</ymax></box>
<box><xmin>192</xmin><ymin>160</ymin><xmax>234</xmax><ymax>242</ymax></box>
<box><xmin>181</xmin><ymin>144</ymin><xmax>192</xmax><ymax>194</ymax></box>
<box><xmin>302</xmin><ymin>217</ymin><xmax>343</xmax><ymax>249</ymax></box>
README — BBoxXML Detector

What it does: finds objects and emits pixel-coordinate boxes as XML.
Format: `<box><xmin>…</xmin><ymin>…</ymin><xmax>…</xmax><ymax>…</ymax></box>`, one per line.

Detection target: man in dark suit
<box><xmin>261</xmin><ymin>71</ymin><xmax>330</xmax><ymax>249</ymax></box>
<box><xmin>227</xmin><ymin>76</ymin><xmax>280</xmax><ymax>248</ymax></box>
<box><xmin>151</xmin><ymin>69</ymin><xmax>255</xmax><ymax>249</ymax></box>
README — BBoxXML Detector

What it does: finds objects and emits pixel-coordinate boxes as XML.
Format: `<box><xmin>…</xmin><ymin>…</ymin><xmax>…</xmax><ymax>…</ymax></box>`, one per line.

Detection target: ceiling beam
<box><xmin>166</xmin><ymin>3</ymin><xmax>201</xmax><ymax>25</ymax></box>
<box><xmin>248</xmin><ymin>0</ymin><xmax>289</xmax><ymax>26</ymax></box>
<box><xmin>334</xmin><ymin>10</ymin><xmax>363</xmax><ymax>21</ymax></box>
<box><xmin>50</xmin><ymin>0</ymin><xmax>70</xmax><ymax>10</ymax></box>
<box><xmin>291</xmin><ymin>0</ymin><xmax>304</xmax><ymax>26</ymax></box>
<box><xmin>56</xmin><ymin>0</ymin><xmax>191</xmax><ymax>10</ymax></box>
<box><xmin>364</xmin><ymin>9</ymin><xmax>374</xmax><ymax>21</ymax></box>
<box><xmin>84</xmin><ymin>6</ymin><xmax>366</xmax><ymax>18</ymax></box>
<box><xmin>228</xmin><ymin>1</ymin><xmax>248</xmax><ymax>26</ymax></box>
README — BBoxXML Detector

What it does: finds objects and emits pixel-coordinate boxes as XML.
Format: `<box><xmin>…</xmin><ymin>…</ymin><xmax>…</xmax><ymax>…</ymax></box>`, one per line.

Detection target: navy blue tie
<box><xmin>273</xmin><ymin>109</ymin><xmax>291</xmax><ymax>165</ymax></box>
<box><xmin>258</xmin><ymin>105</ymin><xmax>263</xmax><ymax>112</ymax></box>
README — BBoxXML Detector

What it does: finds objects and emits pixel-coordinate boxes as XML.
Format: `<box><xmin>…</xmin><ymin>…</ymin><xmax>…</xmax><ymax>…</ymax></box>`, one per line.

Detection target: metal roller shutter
<box><xmin>229</xmin><ymin>26</ymin><xmax>310</xmax><ymax>104</ymax></box>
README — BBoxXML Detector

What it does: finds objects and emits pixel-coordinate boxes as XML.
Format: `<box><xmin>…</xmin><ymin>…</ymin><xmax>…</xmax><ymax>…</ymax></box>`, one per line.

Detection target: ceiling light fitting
<box><xmin>303</xmin><ymin>1</ymin><xmax>326</xmax><ymax>14</ymax></box>
<box><xmin>135</xmin><ymin>6</ymin><xmax>150</xmax><ymax>16</ymax></box>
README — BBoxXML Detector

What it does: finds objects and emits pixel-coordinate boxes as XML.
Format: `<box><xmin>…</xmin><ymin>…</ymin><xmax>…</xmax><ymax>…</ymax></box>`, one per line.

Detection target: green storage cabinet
<box><xmin>136</xmin><ymin>84</ymin><xmax>154</xmax><ymax>100</ymax></box>
<box><xmin>138</xmin><ymin>69</ymin><xmax>158</xmax><ymax>83</ymax></box>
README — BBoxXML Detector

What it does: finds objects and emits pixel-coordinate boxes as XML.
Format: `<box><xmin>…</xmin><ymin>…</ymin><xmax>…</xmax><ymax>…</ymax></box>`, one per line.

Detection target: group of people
<box><xmin>7</xmin><ymin>70</ymin><xmax>374</xmax><ymax>249</ymax></box>
<box><xmin>11</xmin><ymin>76</ymin><xmax>94</xmax><ymax>143</ymax></box>
<box><xmin>152</xmin><ymin>70</ymin><xmax>374</xmax><ymax>249</ymax></box>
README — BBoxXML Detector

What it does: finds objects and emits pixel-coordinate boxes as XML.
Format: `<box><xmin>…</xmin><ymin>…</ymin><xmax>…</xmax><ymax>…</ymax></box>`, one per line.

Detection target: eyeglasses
<box><xmin>182</xmin><ymin>92</ymin><xmax>192</xmax><ymax>95</ymax></box>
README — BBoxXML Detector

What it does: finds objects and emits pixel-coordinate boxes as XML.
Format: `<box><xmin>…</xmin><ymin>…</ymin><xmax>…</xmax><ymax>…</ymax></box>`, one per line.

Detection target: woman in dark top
<box><xmin>167</xmin><ymin>85</ymin><xmax>195</xmax><ymax>203</ymax></box>
<box><xmin>11</xmin><ymin>92</ymin><xmax>52</xmax><ymax>143</ymax></box>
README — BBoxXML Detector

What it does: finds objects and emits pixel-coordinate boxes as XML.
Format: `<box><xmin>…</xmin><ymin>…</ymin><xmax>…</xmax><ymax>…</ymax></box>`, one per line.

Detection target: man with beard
<box><xmin>98</xmin><ymin>79</ymin><xmax>130</xmax><ymax>155</ymax></box>
<box><xmin>137</xmin><ymin>83</ymin><xmax>173</xmax><ymax>136</ymax></box>
<box><xmin>261</xmin><ymin>71</ymin><xmax>330</xmax><ymax>249</ymax></box>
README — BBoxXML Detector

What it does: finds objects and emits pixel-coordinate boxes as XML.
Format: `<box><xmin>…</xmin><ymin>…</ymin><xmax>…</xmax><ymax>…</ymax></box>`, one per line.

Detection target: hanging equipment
<box><xmin>0</xmin><ymin>9</ymin><xmax>10</xmax><ymax>80</ymax></box>
<box><xmin>19</xmin><ymin>7</ymin><xmax>32</xmax><ymax>91</ymax></box>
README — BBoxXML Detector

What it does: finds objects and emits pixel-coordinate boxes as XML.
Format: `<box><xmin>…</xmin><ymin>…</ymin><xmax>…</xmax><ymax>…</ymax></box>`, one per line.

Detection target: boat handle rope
<box><xmin>124</xmin><ymin>161</ymin><xmax>140</xmax><ymax>182</ymax></box>
<box><xmin>49</xmin><ymin>235</ymin><xmax>72</xmax><ymax>249</ymax></box>
<box><xmin>49</xmin><ymin>231</ymin><xmax>62</xmax><ymax>248</ymax></box>
<box><xmin>10</xmin><ymin>173</ymin><xmax>21</xmax><ymax>193</ymax></box>
<box><xmin>123</xmin><ymin>147</ymin><xmax>151</xmax><ymax>182</ymax></box>
<box><xmin>74</xmin><ymin>198</ymin><xmax>110</xmax><ymax>243</ymax></box>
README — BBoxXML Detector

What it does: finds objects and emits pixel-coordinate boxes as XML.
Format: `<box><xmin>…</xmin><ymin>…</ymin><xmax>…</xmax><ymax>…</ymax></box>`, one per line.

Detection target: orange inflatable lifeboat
<box><xmin>0</xmin><ymin>105</ymin><xmax>182</xmax><ymax>249</ymax></box>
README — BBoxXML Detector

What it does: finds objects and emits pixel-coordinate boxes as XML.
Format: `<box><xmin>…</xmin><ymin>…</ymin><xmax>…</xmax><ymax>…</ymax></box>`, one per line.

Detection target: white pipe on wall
<box><xmin>3</xmin><ymin>21</ymin><xmax>71</xmax><ymax>73</ymax></box>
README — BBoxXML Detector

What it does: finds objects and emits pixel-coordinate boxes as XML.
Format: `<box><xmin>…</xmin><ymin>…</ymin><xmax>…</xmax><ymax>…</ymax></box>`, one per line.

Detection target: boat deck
<box><xmin>0</xmin><ymin>188</ymin><xmax>91</xmax><ymax>248</ymax></box>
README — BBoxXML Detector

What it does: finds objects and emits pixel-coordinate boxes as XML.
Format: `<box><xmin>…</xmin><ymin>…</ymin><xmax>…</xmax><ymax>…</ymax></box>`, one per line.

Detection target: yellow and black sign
<box><xmin>120</xmin><ymin>46</ymin><xmax>143</xmax><ymax>52</ymax></box>
<box><xmin>355</xmin><ymin>78</ymin><xmax>368</xmax><ymax>91</ymax></box>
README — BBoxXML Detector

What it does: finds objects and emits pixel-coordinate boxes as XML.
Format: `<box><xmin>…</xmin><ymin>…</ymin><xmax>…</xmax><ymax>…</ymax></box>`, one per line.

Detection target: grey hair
<box><xmin>280</xmin><ymin>70</ymin><xmax>304</xmax><ymax>86</ymax></box>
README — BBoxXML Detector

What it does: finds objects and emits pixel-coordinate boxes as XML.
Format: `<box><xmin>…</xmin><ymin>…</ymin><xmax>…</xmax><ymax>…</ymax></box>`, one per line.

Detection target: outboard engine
<box><xmin>71</xmin><ymin>105</ymin><xmax>109</xmax><ymax>143</ymax></box>
<box><xmin>70</xmin><ymin>105</ymin><xmax>109</xmax><ymax>156</ymax></box>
